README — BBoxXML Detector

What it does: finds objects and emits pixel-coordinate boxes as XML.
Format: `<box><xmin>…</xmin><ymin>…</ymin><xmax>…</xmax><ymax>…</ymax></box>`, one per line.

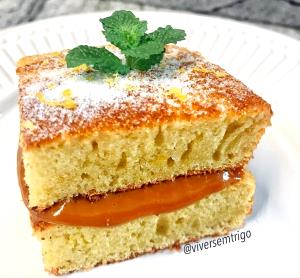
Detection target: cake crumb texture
<box><xmin>24</xmin><ymin>116</ymin><xmax>265</xmax><ymax>208</ymax></box>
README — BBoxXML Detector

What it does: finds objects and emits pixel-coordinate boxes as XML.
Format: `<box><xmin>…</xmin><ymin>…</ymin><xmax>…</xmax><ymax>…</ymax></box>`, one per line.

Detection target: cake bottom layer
<box><xmin>34</xmin><ymin>171</ymin><xmax>255</xmax><ymax>275</ymax></box>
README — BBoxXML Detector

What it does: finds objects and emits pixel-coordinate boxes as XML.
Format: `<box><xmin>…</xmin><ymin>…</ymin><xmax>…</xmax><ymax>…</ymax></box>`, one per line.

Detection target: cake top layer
<box><xmin>17</xmin><ymin>44</ymin><xmax>271</xmax><ymax>149</ymax></box>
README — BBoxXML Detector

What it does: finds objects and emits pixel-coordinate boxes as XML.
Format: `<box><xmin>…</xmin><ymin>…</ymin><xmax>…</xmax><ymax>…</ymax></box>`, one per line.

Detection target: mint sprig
<box><xmin>66</xmin><ymin>10</ymin><xmax>186</xmax><ymax>74</ymax></box>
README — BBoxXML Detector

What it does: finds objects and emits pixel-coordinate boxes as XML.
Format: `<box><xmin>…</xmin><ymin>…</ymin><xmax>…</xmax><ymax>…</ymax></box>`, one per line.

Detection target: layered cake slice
<box><xmin>16</xmin><ymin>11</ymin><xmax>271</xmax><ymax>275</ymax></box>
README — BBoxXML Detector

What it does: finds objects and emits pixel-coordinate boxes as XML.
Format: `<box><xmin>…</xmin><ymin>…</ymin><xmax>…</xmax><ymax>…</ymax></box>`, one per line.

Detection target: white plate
<box><xmin>0</xmin><ymin>11</ymin><xmax>299</xmax><ymax>278</ymax></box>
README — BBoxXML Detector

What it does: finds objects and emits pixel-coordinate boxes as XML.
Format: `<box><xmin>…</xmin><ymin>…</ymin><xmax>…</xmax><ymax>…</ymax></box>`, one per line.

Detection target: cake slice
<box><xmin>17</xmin><ymin>12</ymin><xmax>271</xmax><ymax>273</ymax></box>
<box><xmin>17</xmin><ymin>44</ymin><xmax>271</xmax><ymax>209</ymax></box>
<box><xmin>16</xmin><ymin>45</ymin><xmax>270</xmax><ymax>275</ymax></box>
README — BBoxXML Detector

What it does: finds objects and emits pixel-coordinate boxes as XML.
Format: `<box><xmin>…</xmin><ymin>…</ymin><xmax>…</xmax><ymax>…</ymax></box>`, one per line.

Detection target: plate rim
<box><xmin>0</xmin><ymin>10</ymin><xmax>300</xmax><ymax>49</ymax></box>
<box><xmin>0</xmin><ymin>10</ymin><xmax>300</xmax><ymax>278</ymax></box>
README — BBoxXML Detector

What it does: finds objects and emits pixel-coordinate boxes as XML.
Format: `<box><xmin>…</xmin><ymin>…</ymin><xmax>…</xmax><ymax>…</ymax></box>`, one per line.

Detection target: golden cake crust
<box><xmin>17</xmin><ymin>45</ymin><xmax>272</xmax><ymax>149</ymax></box>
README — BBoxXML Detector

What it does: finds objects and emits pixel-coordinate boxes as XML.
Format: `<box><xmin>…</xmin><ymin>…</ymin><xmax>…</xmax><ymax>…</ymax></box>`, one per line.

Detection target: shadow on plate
<box><xmin>247</xmin><ymin>137</ymin><xmax>281</xmax><ymax>220</ymax></box>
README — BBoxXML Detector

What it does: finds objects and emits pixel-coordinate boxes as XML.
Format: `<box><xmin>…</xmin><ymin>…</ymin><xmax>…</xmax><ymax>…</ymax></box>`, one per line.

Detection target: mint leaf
<box><xmin>100</xmin><ymin>10</ymin><xmax>147</xmax><ymax>50</ymax></box>
<box><xmin>66</xmin><ymin>11</ymin><xmax>187</xmax><ymax>74</ymax></box>
<box><xmin>142</xmin><ymin>25</ymin><xmax>186</xmax><ymax>45</ymax></box>
<box><xmin>66</xmin><ymin>45</ymin><xmax>129</xmax><ymax>74</ymax></box>
<box><xmin>126</xmin><ymin>53</ymin><xmax>164</xmax><ymax>71</ymax></box>
<box><xmin>122</xmin><ymin>41</ymin><xmax>164</xmax><ymax>59</ymax></box>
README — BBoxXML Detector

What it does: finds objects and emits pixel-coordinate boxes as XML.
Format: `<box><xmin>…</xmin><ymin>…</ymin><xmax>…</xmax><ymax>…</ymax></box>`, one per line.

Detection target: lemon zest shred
<box><xmin>36</xmin><ymin>89</ymin><xmax>77</xmax><ymax>110</ymax></box>
<box><xmin>72</xmin><ymin>64</ymin><xmax>90</xmax><ymax>73</ymax></box>
<box><xmin>177</xmin><ymin>67</ymin><xmax>185</xmax><ymax>73</ymax></box>
<box><xmin>193</xmin><ymin>67</ymin><xmax>227</xmax><ymax>77</ymax></box>
<box><xmin>22</xmin><ymin>120</ymin><xmax>37</xmax><ymax>131</ymax></box>
<box><xmin>104</xmin><ymin>74</ymin><xmax>119</xmax><ymax>87</ymax></box>
<box><xmin>86</xmin><ymin>75</ymin><xmax>95</xmax><ymax>81</ymax></box>
<box><xmin>125</xmin><ymin>84</ymin><xmax>137</xmax><ymax>91</ymax></box>
<box><xmin>166</xmin><ymin>87</ymin><xmax>187</xmax><ymax>102</ymax></box>
<box><xmin>215</xmin><ymin>71</ymin><xmax>227</xmax><ymax>78</ymax></box>
<box><xmin>41</xmin><ymin>60</ymin><xmax>49</xmax><ymax>66</ymax></box>
<box><xmin>46</xmin><ymin>82</ymin><xmax>56</xmax><ymax>89</ymax></box>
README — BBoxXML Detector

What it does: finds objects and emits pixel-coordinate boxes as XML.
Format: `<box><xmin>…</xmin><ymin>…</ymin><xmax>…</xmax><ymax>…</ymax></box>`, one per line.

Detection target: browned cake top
<box><xmin>17</xmin><ymin>45</ymin><xmax>271</xmax><ymax>149</ymax></box>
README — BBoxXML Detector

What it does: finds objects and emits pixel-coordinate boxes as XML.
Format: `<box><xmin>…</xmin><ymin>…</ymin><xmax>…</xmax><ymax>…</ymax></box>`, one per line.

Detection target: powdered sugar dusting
<box><xmin>18</xmin><ymin>45</ymin><xmax>267</xmax><ymax>147</ymax></box>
